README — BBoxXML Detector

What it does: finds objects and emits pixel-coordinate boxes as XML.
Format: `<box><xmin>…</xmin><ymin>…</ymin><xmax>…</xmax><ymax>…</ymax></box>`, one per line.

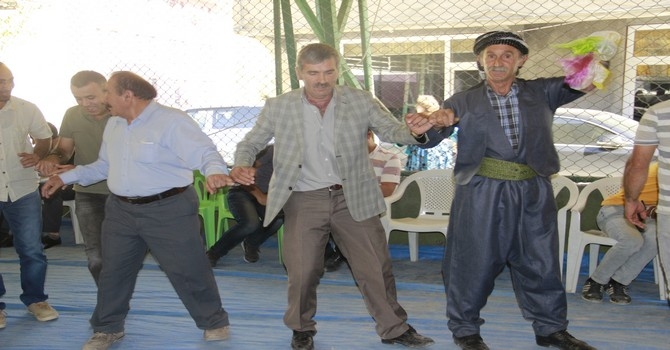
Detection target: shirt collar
<box><xmin>0</xmin><ymin>97</ymin><xmax>17</xmax><ymax>112</ymax></box>
<box><xmin>485</xmin><ymin>81</ymin><xmax>519</xmax><ymax>98</ymax></box>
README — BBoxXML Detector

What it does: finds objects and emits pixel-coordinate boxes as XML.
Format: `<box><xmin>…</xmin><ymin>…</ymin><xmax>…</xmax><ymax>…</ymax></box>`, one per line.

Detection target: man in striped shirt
<box><xmin>368</xmin><ymin>130</ymin><xmax>403</xmax><ymax>197</ymax></box>
<box><xmin>623</xmin><ymin>99</ymin><xmax>670</xmax><ymax>307</ymax></box>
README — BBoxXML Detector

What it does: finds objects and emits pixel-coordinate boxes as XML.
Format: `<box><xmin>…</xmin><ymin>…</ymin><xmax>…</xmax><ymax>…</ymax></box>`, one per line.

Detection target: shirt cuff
<box><xmin>412</xmin><ymin>132</ymin><xmax>427</xmax><ymax>143</ymax></box>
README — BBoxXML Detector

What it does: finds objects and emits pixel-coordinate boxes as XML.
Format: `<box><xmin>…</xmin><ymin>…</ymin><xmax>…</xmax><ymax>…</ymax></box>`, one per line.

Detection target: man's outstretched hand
<box><xmin>206</xmin><ymin>174</ymin><xmax>235</xmax><ymax>194</ymax></box>
<box><xmin>41</xmin><ymin>176</ymin><xmax>66</xmax><ymax>199</ymax></box>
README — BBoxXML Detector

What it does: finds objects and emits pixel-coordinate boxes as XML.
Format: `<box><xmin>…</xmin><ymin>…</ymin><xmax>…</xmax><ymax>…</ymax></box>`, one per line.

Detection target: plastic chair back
<box><xmin>383</xmin><ymin>169</ymin><xmax>454</xmax><ymax>261</ymax></box>
<box><xmin>193</xmin><ymin>170</ymin><xmax>221</xmax><ymax>248</ymax></box>
<box><xmin>550</xmin><ymin>174</ymin><xmax>579</xmax><ymax>277</ymax></box>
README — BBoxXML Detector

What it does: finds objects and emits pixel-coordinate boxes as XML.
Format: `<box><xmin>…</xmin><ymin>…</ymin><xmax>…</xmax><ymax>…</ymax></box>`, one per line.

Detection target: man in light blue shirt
<box><xmin>42</xmin><ymin>71</ymin><xmax>234</xmax><ymax>350</ymax></box>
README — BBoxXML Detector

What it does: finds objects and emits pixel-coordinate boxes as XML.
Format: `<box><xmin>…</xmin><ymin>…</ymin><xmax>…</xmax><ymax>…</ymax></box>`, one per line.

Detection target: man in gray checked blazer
<box><xmin>231</xmin><ymin>43</ymin><xmax>435</xmax><ymax>350</ymax></box>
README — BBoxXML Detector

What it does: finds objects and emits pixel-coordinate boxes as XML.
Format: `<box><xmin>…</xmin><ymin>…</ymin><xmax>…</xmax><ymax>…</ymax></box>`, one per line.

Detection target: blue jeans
<box><xmin>0</xmin><ymin>273</ymin><xmax>5</xmax><ymax>310</ymax></box>
<box><xmin>75</xmin><ymin>192</ymin><xmax>108</xmax><ymax>285</ymax></box>
<box><xmin>39</xmin><ymin>183</ymin><xmax>63</xmax><ymax>233</ymax></box>
<box><xmin>208</xmin><ymin>188</ymin><xmax>283</xmax><ymax>257</ymax></box>
<box><xmin>0</xmin><ymin>190</ymin><xmax>48</xmax><ymax>306</ymax></box>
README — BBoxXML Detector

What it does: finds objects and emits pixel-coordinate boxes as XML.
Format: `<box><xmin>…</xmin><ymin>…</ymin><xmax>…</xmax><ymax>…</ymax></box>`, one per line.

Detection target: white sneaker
<box><xmin>27</xmin><ymin>301</ymin><xmax>59</xmax><ymax>322</ymax></box>
<box><xmin>204</xmin><ymin>325</ymin><xmax>229</xmax><ymax>341</ymax></box>
<box><xmin>82</xmin><ymin>332</ymin><xmax>125</xmax><ymax>350</ymax></box>
<box><xmin>0</xmin><ymin>309</ymin><xmax>6</xmax><ymax>329</ymax></box>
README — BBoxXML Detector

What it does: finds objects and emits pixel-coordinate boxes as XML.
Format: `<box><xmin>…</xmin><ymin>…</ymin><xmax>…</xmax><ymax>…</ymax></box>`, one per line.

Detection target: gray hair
<box><xmin>296</xmin><ymin>43</ymin><xmax>340</xmax><ymax>70</ymax></box>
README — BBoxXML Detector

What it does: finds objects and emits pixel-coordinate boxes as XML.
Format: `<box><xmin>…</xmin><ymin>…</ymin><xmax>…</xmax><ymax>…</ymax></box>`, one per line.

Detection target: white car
<box><xmin>403</xmin><ymin>108</ymin><xmax>645</xmax><ymax>179</ymax></box>
<box><xmin>552</xmin><ymin>108</ymin><xmax>644</xmax><ymax>178</ymax></box>
<box><xmin>186</xmin><ymin>106</ymin><xmax>263</xmax><ymax>165</ymax></box>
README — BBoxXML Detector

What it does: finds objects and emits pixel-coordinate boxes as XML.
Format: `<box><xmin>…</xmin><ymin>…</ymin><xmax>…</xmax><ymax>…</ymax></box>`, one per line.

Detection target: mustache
<box><xmin>488</xmin><ymin>67</ymin><xmax>508</xmax><ymax>72</ymax></box>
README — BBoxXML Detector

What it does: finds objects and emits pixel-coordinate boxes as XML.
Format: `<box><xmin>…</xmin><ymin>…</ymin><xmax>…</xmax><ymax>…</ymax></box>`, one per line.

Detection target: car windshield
<box><xmin>186</xmin><ymin>106</ymin><xmax>263</xmax><ymax>165</ymax></box>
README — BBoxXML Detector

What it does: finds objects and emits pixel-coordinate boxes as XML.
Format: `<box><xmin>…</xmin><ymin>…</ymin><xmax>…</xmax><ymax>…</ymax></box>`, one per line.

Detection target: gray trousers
<box><xmin>444</xmin><ymin>175</ymin><xmax>568</xmax><ymax>338</ymax></box>
<box><xmin>592</xmin><ymin>205</ymin><xmax>658</xmax><ymax>285</ymax></box>
<box><xmin>89</xmin><ymin>188</ymin><xmax>229</xmax><ymax>333</ymax></box>
<box><xmin>657</xmin><ymin>214</ymin><xmax>670</xmax><ymax>298</ymax></box>
<box><xmin>281</xmin><ymin>188</ymin><xmax>409</xmax><ymax>339</ymax></box>
<box><xmin>75</xmin><ymin>192</ymin><xmax>108</xmax><ymax>286</ymax></box>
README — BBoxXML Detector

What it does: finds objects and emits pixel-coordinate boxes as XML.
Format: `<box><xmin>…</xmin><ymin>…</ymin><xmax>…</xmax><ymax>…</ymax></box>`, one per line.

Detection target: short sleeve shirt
<box><xmin>368</xmin><ymin>145</ymin><xmax>401</xmax><ymax>185</ymax></box>
<box><xmin>0</xmin><ymin>97</ymin><xmax>52</xmax><ymax>201</ymax></box>
<box><xmin>634</xmin><ymin>100</ymin><xmax>670</xmax><ymax>214</ymax></box>
<box><xmin>59</xmin><ymin>105</ymin><xmax>110</xmax><ymax>194</ymax></box>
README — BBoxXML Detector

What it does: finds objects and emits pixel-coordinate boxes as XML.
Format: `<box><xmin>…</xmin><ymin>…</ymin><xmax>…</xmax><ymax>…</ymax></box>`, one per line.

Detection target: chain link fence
<box><xmin>2</xmin><ymin>0</ymin><xmax>669</xmax><ymax>178</ymax></box>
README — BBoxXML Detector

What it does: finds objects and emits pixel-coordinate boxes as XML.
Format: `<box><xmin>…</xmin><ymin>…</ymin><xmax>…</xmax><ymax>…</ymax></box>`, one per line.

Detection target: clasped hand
<box><xmin>206</xmin><ymin>174</ymin><xmax>236</xmax><ymax>194</ymax></box>
<box><xmin>405</xmin><ymin>108</ymin><xmax>460</xmax><ymax>131</ymax></box>
<box><xmin>36</xmin><ymin>161</ymin><xmax>74</xmax><ymax>177</ymax></box>
<box><xmin>18</xmin><ymin>152</ymin><xmax>41</xmax><ymax>168</ymax></box>
<box><xmin>230</xmin><ymin>166</ymin><xmax>256</xmax><ymax>186</ymax></box>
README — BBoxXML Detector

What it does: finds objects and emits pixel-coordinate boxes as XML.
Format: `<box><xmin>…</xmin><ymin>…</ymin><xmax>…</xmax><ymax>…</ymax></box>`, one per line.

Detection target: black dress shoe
<box><xmin>291</xmin><ymin>330</ymin><xmax>315</xmax><ymax>350</ymax></box>
<box><xmin>453</xmin><ymin>334</ymin><xmax>490</xmax><ymax>350</ymax></box>
<box><xmin>205</xmin><ymin>250</ymin><xmax>220</xmax><ymax>267</ymax></box>
<box><xmin>381</xmin><ymin>328</ymin><xmax>434</xmax><ymax>347</ymax></box>
<box><xmin>324</xmin><ymin>251</ymin><xmax>346</xmax><ymax>272</ymax></box>
<box><xmin>536</xmin><ymin>330</ymin><xmax>596</xmax><ymax>350</ymax></box>
<box><xmin>42</xmin><ymin>235</ymin><xmax>62</xmax><ymax>249</ymax></box>
<box><xmin>0</xmin><ymin>234</ymin><xmax>13</xmax><ymax>247</ymax></box>
<box><xmin>241</xmin><ymin>241</ymin><xmax>260</xmax><ymax>263</ymax></box>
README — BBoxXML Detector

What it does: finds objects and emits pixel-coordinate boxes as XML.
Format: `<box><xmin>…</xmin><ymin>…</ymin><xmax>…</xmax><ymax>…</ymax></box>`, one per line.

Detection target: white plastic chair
<box><xmin>383</xmin><ymin>169</ymin><xmax>454</xmax><ymax>262</ymax></box>
<box><xmin>550</xmin><ymin>174</ymin><xmax>580</xmax><ymax>277</ymax></box>
<box><xmin>565</xmin><ymin>177</ymin><xmax>667</xmax><ymax>300</ymax></box>
<box><xmin>62</xmin><ymin>199</ymin><xmax>84</xmax><ymax>244</ymax></box>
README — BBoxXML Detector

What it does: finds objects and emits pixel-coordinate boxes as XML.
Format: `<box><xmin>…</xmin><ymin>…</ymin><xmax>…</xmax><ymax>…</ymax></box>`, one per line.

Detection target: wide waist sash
<box><xmin>476</xmin><ymin>157</ymin><xmax>537</xmax><ymax>181</ymax></box>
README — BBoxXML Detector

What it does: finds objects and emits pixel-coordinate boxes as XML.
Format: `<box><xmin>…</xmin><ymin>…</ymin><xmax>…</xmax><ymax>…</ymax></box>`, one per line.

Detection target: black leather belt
<box><xmin>328</xmin><ymin>184</ymin><xmax>343</xmax><ymax>191</ymax></box>
<box><xmin>115</xmin><ymin>186</ymin><xmax>189</xmax><ymax>205</ymax></box>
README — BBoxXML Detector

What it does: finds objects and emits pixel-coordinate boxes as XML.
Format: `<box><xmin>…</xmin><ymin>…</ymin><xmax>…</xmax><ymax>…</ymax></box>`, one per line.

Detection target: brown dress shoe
<box><xmin>382</xmin><ymin>327</ymin><xmax>435</xmax><ymax>347</ymax></box>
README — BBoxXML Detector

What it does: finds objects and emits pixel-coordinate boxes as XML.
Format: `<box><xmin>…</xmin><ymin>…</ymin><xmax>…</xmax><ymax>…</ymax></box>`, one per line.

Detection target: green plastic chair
<box><xmin>193</xmin><ymin>171</ymin><xmax>218</xmax><ymax>248</ymax></box>
<box><xmin>214</xmin><ymin>187</ymin><xmax>235</xmax><ymax>238</ymax></box>
<box><xmin>277</xmin><ymin>225</ymin><xmax>284</xmax><ymax>264</ymax></box>
<box><xmin>193</xmin><ymin>171</ymin><xmax>234</xmax><ymax>248</ymax></box>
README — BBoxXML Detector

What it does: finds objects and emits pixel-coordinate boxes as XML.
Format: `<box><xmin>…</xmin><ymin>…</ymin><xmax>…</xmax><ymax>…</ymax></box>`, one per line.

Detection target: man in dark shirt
<box><xmin>206</xmin><ymin>145</ymin><xmax>283</xmax><ymax>265</ymax></box>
